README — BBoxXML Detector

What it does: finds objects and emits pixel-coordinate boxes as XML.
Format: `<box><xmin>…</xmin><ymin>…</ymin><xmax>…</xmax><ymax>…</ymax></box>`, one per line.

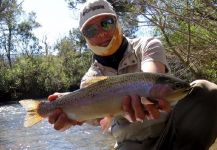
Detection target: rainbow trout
<box><xmin>19</xmin><ymin>72</ymin><xmax>192</xmax><ymax>127</ymax></box>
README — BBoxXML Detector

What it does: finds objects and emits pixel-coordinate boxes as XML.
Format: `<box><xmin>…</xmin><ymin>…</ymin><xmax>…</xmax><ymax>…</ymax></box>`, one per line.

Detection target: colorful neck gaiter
<box><xmin>85</xmin><ymin>23</ymin><xmax>123</xmax><ymax>56</ymax></box>
<box><xmin>93</xmin><ymin>36</ymin><xmax>128</xmax><ymax>70</ymax></box>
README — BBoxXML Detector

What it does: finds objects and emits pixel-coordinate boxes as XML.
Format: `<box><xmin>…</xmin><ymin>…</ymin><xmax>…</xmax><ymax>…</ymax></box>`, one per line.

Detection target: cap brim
<box><xmin>80</xmin><ymin>13</ymin><xmax>117</xmax><ymax>31</ymax></box>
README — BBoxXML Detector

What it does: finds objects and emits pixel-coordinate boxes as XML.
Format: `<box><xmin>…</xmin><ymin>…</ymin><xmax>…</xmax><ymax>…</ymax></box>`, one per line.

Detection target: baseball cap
<box><xmin>79</xmin><ymin>0</ymin><xmax>117</xmax><ymax>31</ymax></box>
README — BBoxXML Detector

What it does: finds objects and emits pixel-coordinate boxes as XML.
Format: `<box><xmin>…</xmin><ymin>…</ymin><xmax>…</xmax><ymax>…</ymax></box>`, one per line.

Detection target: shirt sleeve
<box><xmin>141</xmin><ymin>38</ymin><xmax>170</xmax><ymax>73</ymax></box>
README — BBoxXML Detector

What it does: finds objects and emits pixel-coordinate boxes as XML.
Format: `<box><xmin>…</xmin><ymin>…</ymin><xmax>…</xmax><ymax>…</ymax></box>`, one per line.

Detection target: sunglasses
<box><xmin>82</xmin><ymin>17</ymin><xmax>116</xmax><ymax>38</ymax></box>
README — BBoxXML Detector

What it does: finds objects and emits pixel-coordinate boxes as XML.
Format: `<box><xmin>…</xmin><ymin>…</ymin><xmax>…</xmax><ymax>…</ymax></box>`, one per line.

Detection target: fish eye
<box><xmin>176</xmin><ymin>83</ymin><xmax>182</xmax><ymax>88</ymax></box>
<box><xmin>175</xmin><ymin>83</ymin><xmax>183</xmax><ymax>88</ymax></box>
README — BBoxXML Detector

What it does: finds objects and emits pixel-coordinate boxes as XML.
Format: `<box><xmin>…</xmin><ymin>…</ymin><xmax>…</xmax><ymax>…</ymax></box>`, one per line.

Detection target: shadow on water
<box><xmin>0</xmin><ymin>102</ymin><xmax>115</xmax><ymax>150</ymax></box>
<box><xmin>0</xmin><ymin>101</ymin><xmax>19</xmax><ymax>106</ymax></box>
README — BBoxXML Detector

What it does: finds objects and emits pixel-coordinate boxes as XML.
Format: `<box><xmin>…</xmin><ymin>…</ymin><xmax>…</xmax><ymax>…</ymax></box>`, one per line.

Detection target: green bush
<box><xmin>0</xmin><ymin>51</ymin><xmax>91</xmax><ymax>101</ymax></box>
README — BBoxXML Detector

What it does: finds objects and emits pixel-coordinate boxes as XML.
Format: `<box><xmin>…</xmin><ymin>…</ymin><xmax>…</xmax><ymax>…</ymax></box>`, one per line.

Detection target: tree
<box><xmin>55</xmin><ymin>28</ymin><xmax>87</xmax><ymax>56</ymax></box>
<box><xmin>0</xmin><ymin>0</ymin><xmax>41</xmax><ymax>67</ymax></box>
<box><xmin>55</xmin><ymin>29</ymin><xmax>92</xmax><ymax>88</ymax></box>
<box><xmin>17</xmin><ymin>12</ymin><xmax>42</xmax><ymax>56</ymax></box>
<box><xmin>68</xmin><ymin>28</ymin><xmax>87</xmax><ymax>53</ymax></box>
<box><xmin>138</xmin><ymin>0</ymin><xmax>217</xmax><ymax>81</ymax></box>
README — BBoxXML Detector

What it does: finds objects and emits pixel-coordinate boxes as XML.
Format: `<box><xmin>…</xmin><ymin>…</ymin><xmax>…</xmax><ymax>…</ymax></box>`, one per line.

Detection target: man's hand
<box><xmin>48</xmin><ymin>92</ymin><xmax>83</xmax><ymax>132</ymax></box>
<box><xmin>122</xmin><ymin>95</ymin><xmax>171</xmax><ymax>122</ymax></box>
<box><xmin>99</xmin><ymin>95</ymin><xmax>171</xmax><ymax>132</ymax></box>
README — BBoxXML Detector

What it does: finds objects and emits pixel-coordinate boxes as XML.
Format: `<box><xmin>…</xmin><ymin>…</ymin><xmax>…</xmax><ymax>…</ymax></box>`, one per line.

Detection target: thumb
<box><xmin>48</xmin><ymin>92</ymin><xmax>70</xmax><ymax>102</ymax></box>
<box><xmin>48</xmin><ymin>94</ymin><xmax>59</xmax><ymax>102</ymax></box>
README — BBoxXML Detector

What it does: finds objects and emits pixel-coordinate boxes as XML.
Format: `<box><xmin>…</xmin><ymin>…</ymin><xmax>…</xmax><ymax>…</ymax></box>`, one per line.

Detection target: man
<box><xmin>48</xmin><ymin>0</ymin><xmax>217</xmax><ymax>149</ymax></box>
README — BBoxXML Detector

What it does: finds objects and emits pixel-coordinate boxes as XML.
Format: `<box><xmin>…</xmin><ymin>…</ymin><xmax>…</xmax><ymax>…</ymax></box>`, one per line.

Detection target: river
<box><xmin>0</xmin><ymin>102</ymin><xmax>115</xmax><ymax>150</ymax></box>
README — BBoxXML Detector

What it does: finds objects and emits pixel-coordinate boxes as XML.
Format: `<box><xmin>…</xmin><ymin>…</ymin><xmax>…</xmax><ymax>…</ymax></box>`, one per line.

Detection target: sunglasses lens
<box><xmin>83</xmin><ymin>25</ymin><xmax>98</xmax><ymax>38</ymax></box>
<box><xmin>101</xmin><ymin>18</ymin><xmax>115</xmax><ymax>31</ymax></box>
<box><xmin>83</xmin><ymin>18</ymin><xmax>116</xmax><ymax>38</ymax></box>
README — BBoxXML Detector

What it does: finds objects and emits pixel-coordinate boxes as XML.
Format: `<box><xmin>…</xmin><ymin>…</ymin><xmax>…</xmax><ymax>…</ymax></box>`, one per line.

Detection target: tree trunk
<box><xmin>7</xmin><ymin>27</ymin><xmax>12</xmax><ymax>68</ymax></box>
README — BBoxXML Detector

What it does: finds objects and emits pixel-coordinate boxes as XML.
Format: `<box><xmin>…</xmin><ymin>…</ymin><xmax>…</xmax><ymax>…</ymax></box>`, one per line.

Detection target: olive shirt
<box><xmin>80</xmin><ymin>37</ymin><xmax>170</xmax><ymax>143</ymax></box>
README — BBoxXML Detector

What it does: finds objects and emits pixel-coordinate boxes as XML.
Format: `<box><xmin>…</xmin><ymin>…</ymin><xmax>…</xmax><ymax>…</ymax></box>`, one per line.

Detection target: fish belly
<box><xmin>62</xmin><ymin>96</ymin><xmax>123</xmax><ymax>121</ymax></box>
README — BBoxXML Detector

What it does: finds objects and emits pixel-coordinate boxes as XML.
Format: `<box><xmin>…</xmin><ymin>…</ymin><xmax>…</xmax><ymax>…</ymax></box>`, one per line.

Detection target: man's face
<box><xmin>82</xmin><ymin>15</ymin><xmax>116</xmax><ymax>47</ymax></box>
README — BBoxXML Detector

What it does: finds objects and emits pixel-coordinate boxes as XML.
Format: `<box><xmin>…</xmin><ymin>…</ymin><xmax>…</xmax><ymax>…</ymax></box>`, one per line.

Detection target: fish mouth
<box><xmin>164</xmin><ymin>86</ymin><xmax>193</xmax><ymax>103</ymax></box>
<box><xmin>174</xmin><ymin>88</ymin><xmax>191</xmax><ymax>95</ymax></box>
<box><xmin>182</xmin><ymin>86</ymin><xmax>194</xmax><ymax>93</ymax></box>
<box><xmin>172</xmin><ymin>86</ymin><xmax>193</xmax><ymax>96</ymax></box>
<box><xmin>146</xmin><ymin>86</ymin><xmax>193</xmax><ymax>104</ymax></box>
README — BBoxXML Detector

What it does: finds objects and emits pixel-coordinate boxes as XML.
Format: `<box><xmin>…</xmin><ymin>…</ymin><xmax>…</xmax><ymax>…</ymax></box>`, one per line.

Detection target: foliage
<box><xmin>0</xmin><ymin>51</ymin><xmax>91</xmax><ymax>100</ymax></box>
<box><xmin>55</xmin><ymin>28</ymin><xmax>87</xmax><ymax>54</ymax></box>
<box><xmin>61</xmin><ymin>51</ymin><xmax>92</xmax><ymax>88</ymax></box>
<box><xmin>0</xmin><ymin>0</ymin><xmax>41</xmax><ymax>67</ymax></box>
<box><xmin>148</xmin><ymin>0</ymin><xmax>217</xmax><ymax>82</ymax></box>
<box><xmin>55</xmin><ymin>31</ymin><xmax>92</xmax><ymax>88</ymax></box>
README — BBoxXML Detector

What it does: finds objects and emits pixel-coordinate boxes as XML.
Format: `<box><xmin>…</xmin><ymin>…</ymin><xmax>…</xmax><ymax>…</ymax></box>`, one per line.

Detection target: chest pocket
<box><xmin>118</xmin><ymin>52</ymin><xmax>141</xmax><ymax>74</ymax></box>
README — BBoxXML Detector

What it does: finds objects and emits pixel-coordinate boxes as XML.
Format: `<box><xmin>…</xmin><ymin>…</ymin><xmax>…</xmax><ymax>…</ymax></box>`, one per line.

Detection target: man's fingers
<box><xmin>59</xmin><ymin>122</ymin><xmax>74</xmax><ymax>132</ymax></box>
<box><xmin>48</xmin><ymin>108</ymin><xmax>62</xmax><ymax>124</ymax></box>
<box><xmin>48</xmin><ymin>92</ymin><xmax>61</xmax><ymax>101</ymax></box>
<box><xmin>122</xmin><ymin>96</ymin><xmax>170</xmax><ymax>122</ymax></box>
<box><xmin>53</xmin><ymin>113</ymin><xmax>70</xmax><ymax>131</ymax></box>
<box><xmin>48</xmin><ymin>92</ymin><xmax>71</xmax><ymax>102</ymax></box>
<box><xmin>48</xmin><ymin>95</ymin><xmax>59</xmax><ymax>101</ymax></box>
<box><xmin>48</xmin><ymin>108</ymin><xmax>83</xmax><ymax>131</ymax></box>
<box><xmin>122</xmin><ymin>96</ymin><xmax>136</xmax><ymax>122</ymax></box>
<box><xmin>145</xmin><ymin>104</ymin><xmax>160</xmax><ymax>119</ymax></box>
<box><xmin>141</xmin><ymin>97</ymin><xmax>160</xmax><ymax>119</ymax></box>
<box><xmin>131</xmin><ymin>95</ymin><xmax>145</xmax><ymax>121</ymax></box>
<box><xmin>158</xmin><ymin>99</ymin><xmax>171</xmax><ymax>113</ymax></box>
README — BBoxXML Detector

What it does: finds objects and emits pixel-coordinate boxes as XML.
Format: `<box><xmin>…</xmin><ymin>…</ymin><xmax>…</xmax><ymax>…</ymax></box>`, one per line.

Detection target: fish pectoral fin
<box><xmin>19</xmin><ymin>99</ymin><xmax>44</xmax><ymax>127</ymax></box>
<box><xmin>100</xmin><ymin>115</ymin><xmax>113</xmax><ymax>133</ymax></box>
<box><xmin>82</xmin><ymin>76</ymin><xmax>108</xmax><ymax>88</ymax></box>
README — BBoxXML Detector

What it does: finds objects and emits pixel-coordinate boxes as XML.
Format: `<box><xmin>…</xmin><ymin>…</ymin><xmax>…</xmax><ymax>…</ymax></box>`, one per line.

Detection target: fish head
<box><xmin>150</xmin><ymin>75</ymin><xmax>192</xmax><ymax>103</ymax></box>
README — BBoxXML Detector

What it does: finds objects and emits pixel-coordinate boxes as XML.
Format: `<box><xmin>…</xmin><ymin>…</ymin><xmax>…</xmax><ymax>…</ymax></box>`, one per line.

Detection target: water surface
<box><xmin>0</xmin><ymin>102</ymin><xmax>115</xmax><ymax>150</ymax></box>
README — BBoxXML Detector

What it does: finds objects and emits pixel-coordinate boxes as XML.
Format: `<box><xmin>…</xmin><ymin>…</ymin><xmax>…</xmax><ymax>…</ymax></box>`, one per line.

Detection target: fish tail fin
<box><xmin>19</xmin><ymin>99</ymin><xmax>44</xmax><ymax>127</ymax></box>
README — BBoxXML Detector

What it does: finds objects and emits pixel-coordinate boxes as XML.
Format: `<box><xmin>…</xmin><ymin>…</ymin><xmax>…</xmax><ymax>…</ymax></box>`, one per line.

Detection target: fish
<box><xmin>19</xmin><ymin>72</ymin><xmax>192</xmax><ymax>128</ymax></box>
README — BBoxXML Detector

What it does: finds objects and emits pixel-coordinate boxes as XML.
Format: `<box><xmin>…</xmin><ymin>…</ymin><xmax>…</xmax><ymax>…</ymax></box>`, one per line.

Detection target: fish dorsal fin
<box><xmin>82</xmin><ymin>76</ymin><xmax>108</xmax><ymax>88</ymax></box>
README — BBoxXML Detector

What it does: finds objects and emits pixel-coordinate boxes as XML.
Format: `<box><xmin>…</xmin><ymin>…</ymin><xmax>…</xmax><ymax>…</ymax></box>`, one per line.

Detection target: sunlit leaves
<box><xmin>0</xmin><ymin>50</ymin><xmax>91</xmax><ymax>99</ymax></box>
